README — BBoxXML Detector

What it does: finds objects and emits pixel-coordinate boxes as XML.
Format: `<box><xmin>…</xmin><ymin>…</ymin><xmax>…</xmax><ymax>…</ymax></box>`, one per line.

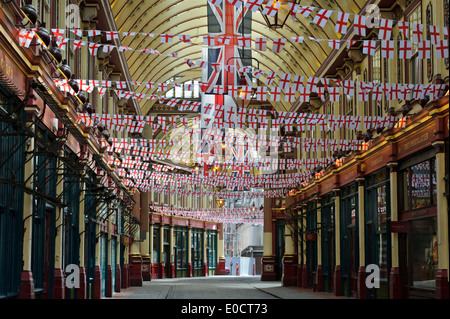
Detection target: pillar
<box><xmin>93</xmin><ymin>203</ymin><xmax>102</xmax><ymax>299</ymax></box>
<box><xmin>217</xmin><ymin>223</ymin><xmax>227</xmax><ymax>275</ymax></box>
<box><xmin>434</xmin><ymin>141</ymin><xmax>449</xmax><ymax>299</ymax></box>
<box><xmin>122</xmin><ymin>239</ymin><xmax>129</xmax><ymax>289</ymax></box>
<box><xmin>52</xmin><ymin>152</ymin><xmax>65</xmax><ymax>299</ymax></box>
<box><xmin>148</xmin><ymin>222</ymin><xmax>154</xmax><ymax>279</ymax></box>
<box><xmin>282</xmin><ymin>196</ymin><xmax>297</xmax><ymax>286</ymax></box>
<box><xmin>129</xmin><ymin>192</ymin><xmax>142</xmax><ymax>286</ymax></box>
<box><xmin>19</xmin><ymin>110</ymin><xmax>37</xmax><ymax>299</ymax></box>
<box><xmin>388</xmin><ymin>162</ymin><xmax>402</xmax><ymax>299</ymax></box>
<box><xmin>316</xmin><ymin>200</ymin><xmax>323</xmax><ymax>292</ymax></box>
<box><xmin>170</xmin><ymin>224</ymin><xmax>175</xmax><ymax>278</ymax></box>
<box><xmin>115</xmin><ymin>221</ymin><xmax>121</xmax><ymax>293</ymax></box>
<box><xmin>261</xmin><ymin>197</ymin><xmax>277</xmax><ymax>281</ymax></box>
<box><xmin>333</xmin><ymin>188</ymin><xmax>342</xmax><ymax>296</ymax></box>
<box><xmin>301</xmin><ymin>205</ymin><xmax>307</xmax><ymax>289</ymax></box>
<box><xmin>106</xmin><ymin>201</ymin><xmax>113</xmax><ymax>297</ymax></box>
<box><xmin>187</xmin><ymin>226</ymin><xmax>193</xmax><ymax>277</ymax></box>
<box><xmin>203</xmin><ymin>228</ymin><xmax>208</xmax><ymax>276</ymax></box>
<box><xmin>140</xmin><ymin>192</ymin><xmax>151</xmax><ymax>281</ymax></box>
<box><xmin>77</xmin><ymin>174</ymin><xmax>87</xmax><ymax>299</ymax></box>
<box><xmin>160</xmin><ymin>223</ymin><xmax>165</xmax><ymax>278</ymax></box>
<box><xmin>356</xmin><ymin>177</ymin><xmax>366</xmax><ymax>299</ymax></box>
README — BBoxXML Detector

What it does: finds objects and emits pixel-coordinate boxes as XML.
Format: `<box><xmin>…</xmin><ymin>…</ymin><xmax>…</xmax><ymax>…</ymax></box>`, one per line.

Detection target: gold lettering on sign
<box><xmin>401</xmin><ymin>133</ymin><xmax>429</xmax><ymax>152</ymax></box>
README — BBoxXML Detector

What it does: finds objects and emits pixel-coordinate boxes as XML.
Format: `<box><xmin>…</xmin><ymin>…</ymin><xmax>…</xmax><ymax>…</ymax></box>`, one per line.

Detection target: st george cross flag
<box><xmin>312</xmin><ymin>9</ymin><xmax>332</xmax><ymax>28</ymax></box>
<box><xmin>19</xmin><ymin>29</ymin><xmax>35</xmax><ymax>48</ymax></box>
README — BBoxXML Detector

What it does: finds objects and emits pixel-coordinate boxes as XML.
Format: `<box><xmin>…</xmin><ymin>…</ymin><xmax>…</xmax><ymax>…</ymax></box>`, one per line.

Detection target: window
<box><xmin>408</xmin><ymin>5</ymin><xmax>423</xmax><ymax>84</ymax></box>
<box><xmin>401</xmin><ymin>159</ymin><xmax>437</xmax><ymax>211</ymax></box>
<box><xmin>410</xmin><ymin>217</ymin><xmax>438</xmax><ymax>289</ymax></box>
<box><xmin>372</xmin><ymin>47</ymin><xmax>383</xmax><ymax>116</ymax></box>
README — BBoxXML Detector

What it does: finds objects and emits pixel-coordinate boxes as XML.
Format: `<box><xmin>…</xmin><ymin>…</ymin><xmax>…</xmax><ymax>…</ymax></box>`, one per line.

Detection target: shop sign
<box><xmin>390</xmin><ymin>221</ymin><xmax>409</xmax><ymax>233</ymax></box>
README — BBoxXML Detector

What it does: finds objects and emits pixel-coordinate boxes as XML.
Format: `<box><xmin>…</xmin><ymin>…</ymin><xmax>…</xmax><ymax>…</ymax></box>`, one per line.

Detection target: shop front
<box><xmin>321</xmin><ymin>193</ymin><xmax>335</xmax><ymax>293</ymax></box>
<box><xmin>398</xmin><ymin>150</ymin><xmax>439</xmax><ymax>298</ymax></box>
<box><xmin>365</xmin><ymin>168</ymin><xmax>391</xmax><ymax>299</ymax></box>
<box><xmin>340</xmin><ymin>182</ymin><xmax>359</xmax><ymax>297</ymax></box>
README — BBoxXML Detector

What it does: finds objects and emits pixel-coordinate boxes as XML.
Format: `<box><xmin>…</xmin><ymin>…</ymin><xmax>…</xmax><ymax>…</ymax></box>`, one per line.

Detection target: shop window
<box><xmin>410</xmin><ymin>217</ymin><xmax>438</xmax><ymax>289</ymax></box>
<box><xmin>400</xmin><ymin>159</ymin><xmax>437</xmax><ymax>211</ymax></box>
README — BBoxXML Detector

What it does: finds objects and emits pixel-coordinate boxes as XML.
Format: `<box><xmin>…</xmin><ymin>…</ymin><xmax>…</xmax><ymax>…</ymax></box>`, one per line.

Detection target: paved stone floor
<box><xmin>107</xmin><ymin>275</ymin><xmax>353</xmax><ymax>299</ymax></box>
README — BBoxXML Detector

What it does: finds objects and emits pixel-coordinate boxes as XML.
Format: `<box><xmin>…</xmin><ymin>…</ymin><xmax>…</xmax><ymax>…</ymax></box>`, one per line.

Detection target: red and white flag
<box><xmin>312</xmin><ymin>9</ymin><xmax>332</xmax><ymax>28</ymax></box>
<box><xmin>18</xmin><ymin>29</ymin><xmax>35</xmax><ymax>48</ymax></box>
<box><xmin>255</xmin><ymin>37</ymin><xmax>267</xmax><ymax>51</ymax></box>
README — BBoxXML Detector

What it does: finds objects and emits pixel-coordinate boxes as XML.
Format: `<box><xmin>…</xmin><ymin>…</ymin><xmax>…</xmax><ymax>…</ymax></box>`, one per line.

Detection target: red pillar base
<box><xmin>170</xmin><ymin>263</ymin><xmax>176</xmax><ymax>278</ymax></box>
<box><xmin>115</xmin><ymin>264</ymin><xmax>121</xmax><ymax>293</ymax></box>
<box><xmin>435</xmin><ymin>269</ymin><xmax>449</xmax><ymax>299</ymax></box>
<box><xmin>261</xmin><ymin>257</ymin><xmax>277</xmax><ymax>281</ymax></box>
<box><xmin>301</xmin><ymin>264</ymin><xmax>308</xmax><ymax>288</ymax></box>
<box><xmin>160</xmin><ymin>263</ymin><xmax>165</xmax><ymax>279</ymax></box>
<box><xmin>129</xmin><ymin>255</ymin><xmax>143</xmax><ymax>286</ymax></box>
<box><xmin>122</xmin><ymin>264</ymin><xmax>129</xmax><ymax>289</ymax></box>
<box><xmin>106</xmin><ymin>265</ymin><xmax>113</xmax><ymax>297</ymax></box>
<box><xmin>188</xmin><ymin>263</ymin><xmax>193</xmax><ymax>277</ymax></box>
<box><xmin>141</xmin><ymin>256</ymin><xmax>152</xmax><ymax>281</ymax></box>
<box><xmin>203</xmin><ymin>263</ymin><xmax>209</xmax><ymax>276</ymax></box>
<box><xmin>334</xmin><ymin>265</ymin><xmax>342</xmax><ymax>296</ymax></box>
<box><xmin>389</xmin><ymin>267</ymin><xmax>402</xmax><ymax>299</ymax></box>
<box><xmin>357</xmin><ymin>266</ymin><xmax>367</xmax><ymax>299</ymax></box>
<box><xmin>52</xmin><ymin>268</ymin><xmax>65</xmax><ymax>299</ymax></box>
<box><xmin>152</xmin><ymin>263</ymin><xmax>160</xmax><ymax>279</ymax></box>
<box><xmin>282</xmin><ymin>255</ymin><xmax>297</xmax><ymax>286</ymax></box>
<box><xmin>19</xmin><ymin>271</ymin><xmax>35</xmax><ymax>299</ymax></box>
<box><xmin>93</xmin><ymin>266</ymin><xmax>102</xmax><ymax>299</ymax></box>
<box><xmin>316</xmin><ymin>265</ymin><xmax>323</xmax><ymax>292</ymax></box>
<box><xmin>217</xmin><ymin>258</ymin><xmax>227</xmax><ymax>275</ymax></box>
<box><xmin>77</xmin><ymin>267</ymin><xmax>87</xmax><ymax>299</ymax></box>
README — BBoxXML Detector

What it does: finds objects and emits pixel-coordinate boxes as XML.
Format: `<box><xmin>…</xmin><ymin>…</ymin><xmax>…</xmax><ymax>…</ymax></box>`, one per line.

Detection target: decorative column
<box><xmin>187</xmin><ymin>226</ymin><xmax>193</xmax><ymax>277</ymax></box>
<box><xmin>356</xmin><ymin>176</ymin><xmax>366</xmax><ymax>299</ymax></box>
<box><xmin>333</xmin><ymin>188</ymin><xmax>342</xmax><ymax>296</ymax></box>
<box><xmin>122</xmin><ymin>234</ymin><xmax>130</xmax><ymax>289</ymax></box>
<box><xmin>217</xmin><ymin>223</ymin><xmax>227</xmax><ymax>275</ymax></box>
<box><xmin>106</xmin><ymin>199</ymin><xmax>113</xmax><ymax>297</ymax></box>
<box><xmin>388</xmin><ymin>162</ymin><xmax>402</xmax><ymax>299</ymax></box>
<box><xmin>282</xmin><ymin>196</ymin><xmax>297</xmax><ymax>286</ymax></box>
<box><xmin>129</xmin><ymin>192</ymin><xmax>143</xmax><ymax>286</ymax></box>
<box><xmin>115</xmin><ymin>212</ymin><xmax>121</xmax><ymax>293</ymax></box>
<box><xmin>93</xmin><ymin>198</ymin><xmax>102</xmax><ymax>299</ymax></box>
<box><xmin>170</xmin><ymin>223</ymin><xmax>176</xmax><ymax>278</ymax></box>
<box><xmin>19</xmin><ymin>106</ymin><xmax>38</xmax><ymax>299</ymax></box>
<box><xmin>77</xmin><ymin>167</ymin><xmax>87</xmax><ymax>299</ymax></box>
<box><xmin>316</xmin><ymin>199</ymin><xmax>323</xmax><ymax>292</ymax></box>
<box><xmin>149</xmin><ymin>221</ymin><xmax>155</xmax><ymax>279</ymax></box>
<box><xmin>434</xmin><ymin>141</ymin><xmax>449</xmax><ymax>299</ymax></box>
<box><xmin>160</xmin><ymin>222</ymin><xmax>165</xmax><ymax>278</ymax></box>
<box><xmin>52</xmin><ymin>151</ymin><xmax>65</xmax><ymax>299</ymax></box>
<box><xmin>301</xmin><ymin>204</ymin><xmax>307</xmax><ymax>289</ymax></box>
<box><xmin>140</xmin><ymin>192</ymin><xmax>151</xmax><ymax>281</ymax></box>
<box><xmin>261</xmin><ymin>197</ymin><xmax>277</xmax><ymax>281</ymax></box>
<box><xmin>297</xmin><ymin>203</ymin><xmax>304</xmax><ymax>288</ymax></box>
<box><xmin>203</xmin><ymin>228</ymin><xmax>209</xmax><ymax>276</ymax></box>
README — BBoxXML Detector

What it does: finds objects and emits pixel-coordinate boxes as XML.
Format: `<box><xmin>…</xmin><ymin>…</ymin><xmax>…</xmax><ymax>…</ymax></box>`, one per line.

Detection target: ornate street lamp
<box><xmin>259</xmin><ymin>0</ymin><xmax>300</xmax><ymax>30</ymax></box>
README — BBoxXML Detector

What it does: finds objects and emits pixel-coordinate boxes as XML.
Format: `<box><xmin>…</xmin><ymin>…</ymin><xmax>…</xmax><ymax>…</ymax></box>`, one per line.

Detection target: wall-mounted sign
<box><xmin>305</xmin><ymin>232</ymin><xmax>316</xmax><ymax>241</ymax></box>
<box><xmin>390</xmin><ymin>221</ymin><xmax>409</xmax><ymax>233</ymax></box>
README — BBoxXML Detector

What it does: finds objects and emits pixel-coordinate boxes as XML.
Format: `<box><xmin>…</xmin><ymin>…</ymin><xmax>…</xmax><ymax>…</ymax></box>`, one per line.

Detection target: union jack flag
<box><xmin>203</xmin><ymin>0</ymin><xmax>253</xmax><ymax>94</ymax></box>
